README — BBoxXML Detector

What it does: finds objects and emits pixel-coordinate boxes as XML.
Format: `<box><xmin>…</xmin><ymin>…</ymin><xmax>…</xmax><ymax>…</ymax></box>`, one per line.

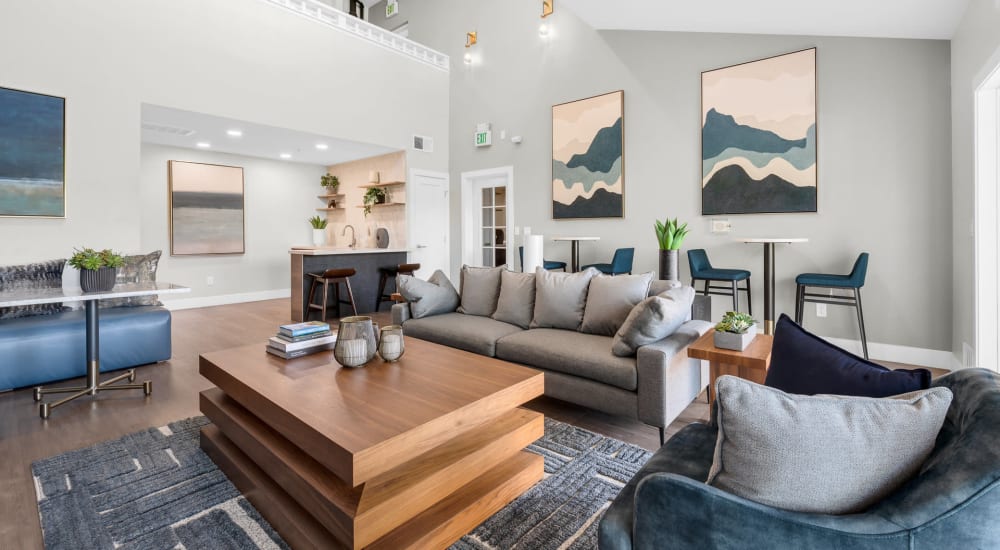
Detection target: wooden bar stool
<box><xmin>375</xmin><ymin>263</ymin><xmax>420</xmax><ymax>311</ymax></box>
<box><xmin>307</xmin><ymin>268</ymin><xmax>358</xmax><ymax>321</ymax></box>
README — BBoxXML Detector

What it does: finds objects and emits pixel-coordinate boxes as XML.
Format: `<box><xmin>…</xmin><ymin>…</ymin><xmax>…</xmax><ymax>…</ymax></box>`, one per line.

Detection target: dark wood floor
<box><xmin>0</xmin><ymin>299</ymin><xmax>936</xmax><ymax>549</ymax></box>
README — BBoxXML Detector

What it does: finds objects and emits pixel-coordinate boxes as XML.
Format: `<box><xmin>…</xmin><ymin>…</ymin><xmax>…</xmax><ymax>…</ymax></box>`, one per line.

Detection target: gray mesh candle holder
<box><xmin>334</xmin><ymin>316</ymin><xmax>378</xmax><ymax>368</ymax></box>
<box><xmin>378</xmin><ymin>325</ymin><xmax>405</xmax><ymax>362</ymax></box>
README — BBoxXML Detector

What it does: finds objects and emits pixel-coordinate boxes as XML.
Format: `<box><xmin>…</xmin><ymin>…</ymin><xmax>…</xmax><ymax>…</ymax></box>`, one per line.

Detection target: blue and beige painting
<box><xmin>552</xmin><ymin>91</ymin><xmax>624</xmax><ymax>219</ymax></box>
<box><xmin>169</xmin><ymin>161</ymin><xmax>245</xmax><ymax>255</ymax></box>
<box><xmin>702</xmin><ymin>49</ymin><xmax>817</xmax><ymax>215</ymax></box>
<box><xmin>0</xmin><ymin>87</ymin><xmax>65</xmax><ymax>217</ymax></box>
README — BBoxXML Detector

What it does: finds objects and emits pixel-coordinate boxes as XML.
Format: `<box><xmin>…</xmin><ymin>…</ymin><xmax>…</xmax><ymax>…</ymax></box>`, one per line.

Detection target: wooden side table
<box><xmin>687</xmin><ymin>329</ymin><xmax>774</xmax><ymax>406</ymax></box>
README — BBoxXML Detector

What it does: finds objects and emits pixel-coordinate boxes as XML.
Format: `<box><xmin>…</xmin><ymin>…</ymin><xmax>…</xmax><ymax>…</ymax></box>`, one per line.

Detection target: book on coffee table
<box><xmin>279</xmin><ymin>321</ymin><xmax>330</xmax><ymax>338</ymax></box>
<box><xmin>268</xmin><ymin>333</ymin><xmax>337</xmax><ymax>353</ymax></box>
<box><xmin>265</xmin><ymin>341</ymin><xmax>336</xmax><ymax>360</ymax></box>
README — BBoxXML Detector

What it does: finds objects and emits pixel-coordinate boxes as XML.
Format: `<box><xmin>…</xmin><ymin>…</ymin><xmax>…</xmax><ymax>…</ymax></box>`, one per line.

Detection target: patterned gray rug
<box><xmin>33</xmin><ymin>416</ymin><xmax>652</xmax><ymax>549</ymax></box>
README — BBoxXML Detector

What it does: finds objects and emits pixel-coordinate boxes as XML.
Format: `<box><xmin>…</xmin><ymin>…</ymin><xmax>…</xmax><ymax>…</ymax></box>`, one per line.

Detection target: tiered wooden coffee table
<box><xmin>199</xmin><ymin>337</ymin><xmax>545</xmax><ymax>549</ymax></box>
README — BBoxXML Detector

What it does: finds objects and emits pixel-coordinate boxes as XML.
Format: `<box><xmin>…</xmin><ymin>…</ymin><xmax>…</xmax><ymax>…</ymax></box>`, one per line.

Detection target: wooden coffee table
<box><xmin>687</xmin><ymin>329</ymin><xmax>773</xmax><ymax>406</ymax></box>
<box><xmin>199</xmin><ymin>337</ymin><xmax>545</xmax><ymax>549</ymax></box>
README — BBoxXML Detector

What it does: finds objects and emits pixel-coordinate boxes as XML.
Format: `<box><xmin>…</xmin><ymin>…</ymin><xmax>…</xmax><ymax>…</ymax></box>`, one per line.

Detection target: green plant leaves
<box><xmin>654</xmin><ymin>217</ymin><xmax>690</xmax><ymax>250</ymax></box>
<box><xmin>715</xmin><ymin>311</ymin><xmax>757</xmax><ymax>334</ymax></box>
<box><xmin>68</xmin><ymin>247</ymin><xmax>124</xmax><ymax>271</ymax></box>
<box><xmin>308</xmin><ymin>215</ymin><xmax>327</xmax><ymax>229</ymax></box>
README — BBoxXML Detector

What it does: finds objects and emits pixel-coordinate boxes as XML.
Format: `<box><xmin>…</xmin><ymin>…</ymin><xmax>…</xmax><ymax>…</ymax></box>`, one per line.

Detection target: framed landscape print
<box><xmin>168</xmin><ymin>160</ymin><xmax>245</xmax><ymax>255</ymax></box>
<box><xmin>0</xmin><ymin>86</ymin><xmax>65</xmax><ymax>218</ymax></box>
<box><xmin>552</xmin><ymin>90</ymin><xmax>624</xmax><ymax>219</ymax></box>
<box><xmin>702</xmin><ymin>48</ymin><xmax>817</xmax><ymax>215</ymax></box>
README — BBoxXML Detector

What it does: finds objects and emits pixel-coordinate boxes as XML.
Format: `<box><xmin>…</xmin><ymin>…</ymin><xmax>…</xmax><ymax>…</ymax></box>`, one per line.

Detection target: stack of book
<box><xmin>266</xmin><ymin>321</ymin><xmax>337</xmax><ymax>359</ymax></box>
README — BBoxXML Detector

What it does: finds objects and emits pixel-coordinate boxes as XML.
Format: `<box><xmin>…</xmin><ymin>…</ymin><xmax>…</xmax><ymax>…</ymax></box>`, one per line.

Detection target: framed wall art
<box><xmin>702</xmin><ymin>48</ymin><xmax>817</xmax><ymax>215</ymax></box>
<box><xmin>168</xmin><ymin>160</ymin><xmax>245</xmax><ymax>255</ymax></box>
<box><xmin>0</xmin><ymin>86</ymin><xmax>65</xmax><ymax>218</ymax></box>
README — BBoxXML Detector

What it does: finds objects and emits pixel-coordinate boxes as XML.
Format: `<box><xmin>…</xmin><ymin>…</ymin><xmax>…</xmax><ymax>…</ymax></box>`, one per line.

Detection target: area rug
<box><xmin>32</xmin><ymin>416</ymin><xmax>652</xmax><ymax>549</ymax></box>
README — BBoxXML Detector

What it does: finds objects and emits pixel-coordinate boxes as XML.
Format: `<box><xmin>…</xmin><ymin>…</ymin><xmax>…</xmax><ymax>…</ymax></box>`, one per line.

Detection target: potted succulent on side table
<box><xmin>654</xmin><ymin>217</ymin><xmax>690</xmax><ymax>281</ymax></box>
<box><xmin>321</xmin><ymin>174</ymin><xmax>340</xmax><ymax>194</ymax></box>
<box><xmin>363</xmin><ymin>187</ymin><xmax>388</xmax><ymax>217</ymax></box>
<box><xmin>309</xmin><ymin>215</ymin><xmax>328</xmax><ymax>247</ymax></box>
<box><xmin>70</xmin><ymin>248</ymin><xmax>124</xmax><ymax>292</ymax></box>
<box><xmin>714</xmin><ymin>311</ymin><xmax>758</xmax><ymax>351</ymax></box>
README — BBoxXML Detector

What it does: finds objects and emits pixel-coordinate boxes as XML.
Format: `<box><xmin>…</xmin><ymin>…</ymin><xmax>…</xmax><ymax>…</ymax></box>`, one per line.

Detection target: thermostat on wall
<box><xmin>711</xmin><ymin>219</ymin><xmax>732</xmax><ymax>234</ymax></box>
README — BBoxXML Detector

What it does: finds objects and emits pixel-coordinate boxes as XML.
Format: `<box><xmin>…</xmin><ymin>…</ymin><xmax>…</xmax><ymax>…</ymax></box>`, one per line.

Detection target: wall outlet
<box><xmin>206</xmin><ymin>276</ymin><xmax>214</xmax><ymax>286</ymax></box>
<box><xmin>816</xmin><ymin>303</ymin><xmax>827</xmax><ymax>317</ymax></box>
<box><xmin>711</xmin><ymin>218</ymin><xmax>732</xmax><ymax>234</ymax></box>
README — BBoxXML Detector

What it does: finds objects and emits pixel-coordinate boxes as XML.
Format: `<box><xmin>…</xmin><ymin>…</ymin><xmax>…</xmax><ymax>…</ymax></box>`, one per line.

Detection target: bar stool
<box><xmin>688</xmin><ymin>249</ymin><xmax>752</xmax><ymax>314</ymax></box>
<box><xmin>795</xmin><ymin>252</ymin><xmax>870</xmax><ymax>359</ymax></box>
<box><xmin>307</xmin><ymin>268</ymin><xmax>358</xmax><ymax>321</ymax></box>
<box><xmin>375</xmin><ymin>263</ymin><xmax>420</xmax><ymax>312</ymax></box>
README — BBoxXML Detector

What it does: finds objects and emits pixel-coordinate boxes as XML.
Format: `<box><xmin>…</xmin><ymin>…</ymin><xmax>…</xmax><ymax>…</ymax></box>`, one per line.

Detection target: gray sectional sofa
<box><xmin>392</xmin><ymin>267</ymin><xmax>711</xmax><ymax>441</ymax></box>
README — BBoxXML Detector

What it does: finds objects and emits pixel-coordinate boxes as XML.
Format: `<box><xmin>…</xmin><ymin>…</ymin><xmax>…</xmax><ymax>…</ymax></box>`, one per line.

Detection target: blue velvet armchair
<box><xmin>598</xmin><ymin>368</ymin><xmax>1000</xmax><ymax>549</ymax></box>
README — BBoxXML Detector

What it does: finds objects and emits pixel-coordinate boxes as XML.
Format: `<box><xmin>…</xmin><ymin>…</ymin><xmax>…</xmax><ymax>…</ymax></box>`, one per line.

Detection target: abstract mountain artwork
<box><xmin>168</xmin><ymin>160</ymin><xmax>245</xmax><ymax>255</ymax></box>
<box><xmin>0</xmin><ymin>86</ymin><xmax>65</xmax><ymax>218</ymax></box>
<box><xmin>702</xmin><ymin>49</ymin><xmax>817</xmax><ymax>215</ymax></box>
<box><xmin>553</xmin><ymin>91</ymin><xmax>624</xmax><ymax>219</ymax></box>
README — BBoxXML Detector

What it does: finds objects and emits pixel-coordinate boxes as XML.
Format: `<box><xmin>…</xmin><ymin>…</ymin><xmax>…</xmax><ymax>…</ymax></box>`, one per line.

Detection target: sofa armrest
<box><xmin>633</xmin><ymin>473</ymin><xmax>908</xmax><ymax>550</ymax></box>
<box><xmin>391</xmin><ymin>302</ymin><xmax>411</xmax><ymax>325</ymax></box>
<box><xmin>635</xmin><ymin>320</ymin><xmax>712</xmax><ymax>428</ymax></box>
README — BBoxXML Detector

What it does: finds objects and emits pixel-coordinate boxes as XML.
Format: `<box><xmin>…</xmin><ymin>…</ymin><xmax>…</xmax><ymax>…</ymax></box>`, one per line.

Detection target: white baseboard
<box><xmin>161</xmin><ymin>288</ymin><xmax>290</xmax><ymax>311</ymax></box>
<box><xmin>824</xmin><ymin>337</ymin><xmax>957</xmax><ymax>371</ymax></box>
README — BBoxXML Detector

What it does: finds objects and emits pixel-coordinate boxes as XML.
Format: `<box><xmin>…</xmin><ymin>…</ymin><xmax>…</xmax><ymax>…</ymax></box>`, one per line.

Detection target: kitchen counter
<box><xmin>289</xmin><ymin>247</ymin><xmax>410</xmax><ymax>256</ymax></box>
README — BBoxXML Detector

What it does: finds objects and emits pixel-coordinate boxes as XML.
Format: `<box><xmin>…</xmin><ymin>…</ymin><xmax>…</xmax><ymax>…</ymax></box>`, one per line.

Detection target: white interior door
<box><xmin>408</xmin><ymin>170</ymin><xmax>449</xmax><ymax>279</ymax></box>
<box><xmin>461</xmin><ymin>167</ymin><xmax>514</xmax><ymax>269</ymax></box>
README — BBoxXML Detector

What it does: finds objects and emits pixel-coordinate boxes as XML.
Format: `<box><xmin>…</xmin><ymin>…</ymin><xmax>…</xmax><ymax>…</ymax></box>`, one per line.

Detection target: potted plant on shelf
<box><xmin>363</xmin><ymin>187</ymin><xmax>388</xmax><ymax>217</ymax></box>
<box><xmin>320</xmin><ymin>174</ymin><xmax>340</xmax><ymax>195</ymax></box>
<box><xmin>654</xmin><ymin>217</ymin><xmax>690</xmax><ymax>281</ymax></box>
<box><xmin>714</xmin><ymin>311</ymin><xmax>758</xmax><ymax>351</ymax></box>
<box><xmin>69</xmin><ymin>248</ymin><xmax>124</xmax><ymax>292</ymax></box>
<box><xmin>309</xmin><ymin>215</ymin><xmax>328</xmax><ymax>247</ymax></box>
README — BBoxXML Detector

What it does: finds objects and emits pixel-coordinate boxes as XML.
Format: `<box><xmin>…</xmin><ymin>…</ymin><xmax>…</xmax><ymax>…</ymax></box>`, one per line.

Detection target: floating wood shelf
<box><xmin>316</xmin><ymin>207</ymin><xmax>345</xmax><ymax>211</ymax></box>
<box><xmin>358</xmin><ymin>181</ymin><xmax>405</xmax><ymax>189</ymax></box>
<box><xmin>317</xmin><ymin>193</ymin><xmax>345</xmax><ymax>199</ymax></box>
<box><xmin>356</xmin><ymin>202</ymin><xmax>405</xmax><ymax>209</ymax></box>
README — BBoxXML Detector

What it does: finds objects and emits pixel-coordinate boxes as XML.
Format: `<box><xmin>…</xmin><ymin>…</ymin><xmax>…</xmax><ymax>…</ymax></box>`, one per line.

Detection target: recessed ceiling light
<box><xmin>280</xmin><ymin>153</ymin><xmax>292</xmax><ymax>159</ymax></box>
<box><xmin>315</xmin><ymin>143</ymin><xmax>329</xmax><ymax>150</ymax></box>
<box><xmin>226</xmin><ymin>129</ymin><xmax>243</xmax><ymax>137</ymax></box>
<box><xmin>196</xmin><ymin>142</ymin><xmax>211</xmax><ymax>148</ymax></box>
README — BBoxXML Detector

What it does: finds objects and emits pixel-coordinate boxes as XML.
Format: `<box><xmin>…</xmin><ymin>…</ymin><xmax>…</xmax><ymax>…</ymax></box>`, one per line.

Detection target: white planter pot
<box><xmin>312</xmin><ymin>228</ymin><xmax>327</xmax><ymax>247</ymax></box>
<box><xmin>714</xmin><ymin>330</ymin><xmax>756</xmax><ymax>351</ymax></box>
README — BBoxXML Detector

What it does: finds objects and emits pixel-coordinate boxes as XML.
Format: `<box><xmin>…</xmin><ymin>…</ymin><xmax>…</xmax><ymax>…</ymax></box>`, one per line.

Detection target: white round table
<box><xmin>553</xmin><ymin>236</ymin><xmax>600</xmax><ymax>272</ymax></box>
<box><xmin>741</xmin><ymin>238</ymin><xmax>808</xmax><ymax>334</ymax></box>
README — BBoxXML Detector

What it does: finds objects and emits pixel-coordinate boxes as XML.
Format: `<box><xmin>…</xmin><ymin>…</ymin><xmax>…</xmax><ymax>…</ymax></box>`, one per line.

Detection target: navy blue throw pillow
<box><xmin>764</xmin><ymin>314</ymin><xmax>931</xmax><ymax>397</ymax></box>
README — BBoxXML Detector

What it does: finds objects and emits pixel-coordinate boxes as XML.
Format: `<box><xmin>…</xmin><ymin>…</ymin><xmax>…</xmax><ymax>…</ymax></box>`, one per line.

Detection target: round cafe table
<box><xmin>741</xmin><ymin>238</ymin><xmax>808</xmax><ymax>335</ymax></box>
<box><xmin>553</xmin><ymin>236</ymin><xmax>599</xmax><ymax>272</ymax></box>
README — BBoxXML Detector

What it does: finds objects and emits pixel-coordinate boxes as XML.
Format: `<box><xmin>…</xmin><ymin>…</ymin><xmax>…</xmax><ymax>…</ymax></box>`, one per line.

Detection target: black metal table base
<box><xmin>33</xmin><ymin>299</ymin><xmax>152</xmax><ymax>419</ymax></box>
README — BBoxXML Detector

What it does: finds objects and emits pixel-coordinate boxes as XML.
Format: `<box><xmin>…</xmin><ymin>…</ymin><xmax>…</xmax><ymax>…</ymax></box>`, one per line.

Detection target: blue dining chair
<box><xmin>518</xmin><ymin>246</ymin><xmax>567</xmax><ymax>272</ymax></box>
<box><xmin>795</xmin><ymin>252</ymin><xmax>870</xmax><ymax>358</ymax></box>
<box><xmin>583</xmin><ymin>248</ymin><xmax>634</xmax><ymax>275</ymax></box>
<box><xmin>687</xmin><ymin>249</ymin><xmax>752</xmax><ymax>313</ymax></box>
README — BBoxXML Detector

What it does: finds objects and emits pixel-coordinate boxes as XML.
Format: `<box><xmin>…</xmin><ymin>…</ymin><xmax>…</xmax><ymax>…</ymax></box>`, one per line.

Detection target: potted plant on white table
<box><xmin>714</xmin><ymin>311</ymin><xmax>758</xmax><ymax>351</ymax></box>
<box><xmin>69</xmin><ymin>248</ymin><xmax>124</xmax><ymax>292</ymax></box>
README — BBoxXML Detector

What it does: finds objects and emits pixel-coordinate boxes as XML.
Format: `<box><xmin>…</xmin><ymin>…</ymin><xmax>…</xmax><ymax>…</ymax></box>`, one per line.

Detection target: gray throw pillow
<box><xmin>457</xmin><ymin>265</ymin><xmax>503</xmax><ymax>317</ymax></box>
<box><xmin>492</xmin><ymin>270</ymin><xmax>535</xmax><ymax>329</ymax></box>
<box><xmin>0</xmin><ymin>259</ymin><xmax>67</xmax><ymax>320</ymax></box>
<box><xmin>397</xmin><ymin>270</ymin><xmax>460</xmax><ymax>319</ymax></box>
<box><xmin>648</xmin><ymin>279</ymin><xmax>681</xmax><ymax>296</ymax></box>
<box><xmin>708</xmin><ymin>376</ymin><xmax>953</xmax><ymax>515</ymax></box>
<box><xmin>580</xmin><ymin>272</ymin><xmax>654</xmax><ymax>336</ymax></box>
<box><xmin>611</xmin><ymin>286</ymin><xmax>694</xmax><ymax>357</ymax></box>
<box><xmin>101</xmin><ymin>250</ymin><xmax>163</xmax><ymax>308</ymax></box>
<box><xmin>530</xmin><ymin>267</ymin><xmax>599</xmax><ymax>330</ymax></box>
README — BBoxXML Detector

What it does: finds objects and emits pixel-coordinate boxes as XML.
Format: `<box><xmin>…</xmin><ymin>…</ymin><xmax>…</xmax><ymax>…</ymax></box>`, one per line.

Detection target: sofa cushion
<box><xmin>397</xmin><ymin>270</ymin><xmax>459</xmax><ymax>319</ymax></box>
<box><xmin>402</xmin><ymin>312</ymin><xmax>521</xmax><ymax>357</ymax></box>
<box><xmin>648</xmin><ymin>279</ymin><xmax>681</xmax><ymax>296</ymax></box>
<box><xmin>580</xmin><ymin>272</ymin><xmax>654</xmax><ymax>336</ymax></box>
<box><xmin>612</xmin><ymin>286</ymin><xmax>695</xmax><ymax>357</ymax></box>
<box><xmin>0</xmin><ymin>259</ymin><xmax>67</xmax><ymax>320</ymax></box>
<box><xmin>531</xmin><ymin>267</ymin><xmax>598</xmax><ymax>330</ymax></box>
<box><xmin>492</xmin><ymin>270</ymin><xmax>535</xmax><ymax>329</ymax></box>
<box><xmin>101</xmin><ymin>250</ymin><xmax>164</xmax><ymax>308</ymax></box>
<box><xmin>765</xmin><ymin>314</ymin><xmax>931</xmax><ymax>397</ymax></box>
<box><xmin>708</xmin><ymin>376</ymin><xmax>953</xmax><ymax>515</ymax></box>
<box><xmin>457</xmin><ymin>265</ymin><xmax>503</xmax><ymax>317</ymax></box>
<box><xmin>496</xmin><ymin>328</ymin><xmax>637</xmax><ymax>391</ymax></box>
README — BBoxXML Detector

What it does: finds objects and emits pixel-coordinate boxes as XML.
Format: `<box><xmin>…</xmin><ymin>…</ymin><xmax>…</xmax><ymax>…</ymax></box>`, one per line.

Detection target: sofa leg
<box><xmin>659</xmin><ymin>426</ymin><xmax>665</xmax><ymax>447</ymax></box>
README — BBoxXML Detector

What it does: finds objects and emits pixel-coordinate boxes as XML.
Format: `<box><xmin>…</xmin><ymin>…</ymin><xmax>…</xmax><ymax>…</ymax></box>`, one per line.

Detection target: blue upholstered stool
<box><xmin>582</xmin><ymin>248</ymin><xmax>634</xmax><ymax>275</ymax></box>
<box><xmin>795</xmin><ymin>252</ymin><xmax>870</xmax><ymax>358</ymax></box>
<box><xmin>518</xmin><ymin>246</ymin><xmax>567</xmax><ymax>272</ymax></box>
<box><xmin>687</xmin><ymin>249</ymin><xmax>752</xmax><ymax>313</ymax></box>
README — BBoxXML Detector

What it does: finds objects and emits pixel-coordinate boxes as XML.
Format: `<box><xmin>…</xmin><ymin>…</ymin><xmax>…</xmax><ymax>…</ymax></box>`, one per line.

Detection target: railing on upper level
<box><xmin>261</xmin><ymin>0</ymin><xmax>450</xmax><ymax>72</ymax></box>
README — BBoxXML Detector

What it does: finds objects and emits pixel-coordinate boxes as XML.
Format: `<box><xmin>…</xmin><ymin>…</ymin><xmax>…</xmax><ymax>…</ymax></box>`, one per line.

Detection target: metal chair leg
<box><xmin>375</xmin><ymin>271</ymin><xmax>388</xmax><ymax>312</ymax></box>
<box><xmin>731</xmin><ymin>280</ymin><xmax>738</xmax><ymax>312</ymax></box>
<box><xmin>795</xmin><ymin>284</ymin><xmax>803</xmax><ymax>324</ymax></box>
<box><xmin>343</xmin><ymin>277</ymin><xmax>359</xmax><ymax>316</ymax></box>
<box><xmin>855</xmin><ymin>288</ymin><xmax>869</xmax><ymax>359</ymax></box>
<box><xmin>659</xmin><ymin>426</ymin><xmax>665</xmax><ymax>447</ymax></box>
<box><xmin>745</xmin><ymin>277</ymin><xmax>753</xmax><ymax>316</ymax></box>
<box><xmin>704</xmin><ymin>279</ymin><xmax>710</xmax><ymax>296</ymax></box>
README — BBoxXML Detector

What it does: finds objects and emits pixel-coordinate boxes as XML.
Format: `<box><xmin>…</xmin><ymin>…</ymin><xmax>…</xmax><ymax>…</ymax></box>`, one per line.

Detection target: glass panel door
<box><xmin>479</xmin><ymin>185</ymin><xmax>508</xmax><ymax>267</ymax></box>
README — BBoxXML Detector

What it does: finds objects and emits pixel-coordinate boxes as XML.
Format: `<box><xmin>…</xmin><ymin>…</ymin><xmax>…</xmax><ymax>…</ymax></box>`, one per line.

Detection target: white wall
<box><xmin>0</xmin><ymin>0</ymin><xmax>448</xmax><ymax>269</ymax></box>
<box><xmin>951</xmin><ymin>1</ymin><xmax>1000</xmax><ymax>365</ymax></box>
<box><xmin>139</xmin><ymin>144</ymin><xmax>325</xmax><ymax>303</ymax></box>
<box><xmin>406</xmin><ymin>1</ymin><xmax>953</xmax><ymax>353</ymax></box>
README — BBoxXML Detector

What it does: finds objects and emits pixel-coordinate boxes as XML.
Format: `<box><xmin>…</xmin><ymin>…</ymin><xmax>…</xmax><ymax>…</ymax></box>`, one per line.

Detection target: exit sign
<box><xmin>475</xmin><ymin>130</ymin><xmax>492</xmax><ymax>147</ymax></box>
<box><xmin>385</xmin><ymin>0</ymin><xmax>399</xmax><ymax>18</ymax></box>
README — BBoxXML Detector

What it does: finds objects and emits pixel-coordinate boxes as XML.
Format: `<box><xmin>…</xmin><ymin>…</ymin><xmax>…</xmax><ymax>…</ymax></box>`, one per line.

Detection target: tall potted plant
<box><xmin>309</xmin><ymin>215</ymin><xmax>328</xmax><ymax>247</ymax></box>
<box><xmin>69</xmin><ymin>248</ymin><xmax>124</xmax><ymax>292</ymax></box>
<box><xmin>654</xmin><ymin>217</ymin><xmax>690</xmax><ymax>281</ymax></box>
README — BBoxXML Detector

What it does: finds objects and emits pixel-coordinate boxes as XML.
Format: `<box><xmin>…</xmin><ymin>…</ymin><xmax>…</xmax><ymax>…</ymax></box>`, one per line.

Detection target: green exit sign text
<box><xmin>475</xmin><ymin>131</ymin><xmax>492</xmax><ymax>147</ymax></box>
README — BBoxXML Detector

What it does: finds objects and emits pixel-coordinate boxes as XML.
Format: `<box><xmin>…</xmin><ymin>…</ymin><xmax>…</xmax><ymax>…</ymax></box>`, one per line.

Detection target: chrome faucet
<box><xmin>342</xmin><ymin>224</ymin><xmax>357</xmax><ymax>248</ymax></box>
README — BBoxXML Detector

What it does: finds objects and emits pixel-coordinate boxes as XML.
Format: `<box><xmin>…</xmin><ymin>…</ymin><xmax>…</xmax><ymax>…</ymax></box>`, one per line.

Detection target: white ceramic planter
<box><xmin>312</xmin><ymin>228</ymin><xmax>327</xmax><ymax>247</ymax></box>
<box><xmin>714</xmin><ymin>329</ymin><xmax>756</xmax><ymax>351</ymax></box>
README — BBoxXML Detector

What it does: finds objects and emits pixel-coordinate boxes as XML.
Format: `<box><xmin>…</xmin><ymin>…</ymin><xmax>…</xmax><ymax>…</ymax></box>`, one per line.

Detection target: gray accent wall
<box><xmin>404</xmin><ymin>1</ymin><xmax>952</xmax><ymax>352</ymax></box>
<box><xmin>951</xmin><ymin>2</ymin><xmax>1000</xmax><ymax>364</ymax></box>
